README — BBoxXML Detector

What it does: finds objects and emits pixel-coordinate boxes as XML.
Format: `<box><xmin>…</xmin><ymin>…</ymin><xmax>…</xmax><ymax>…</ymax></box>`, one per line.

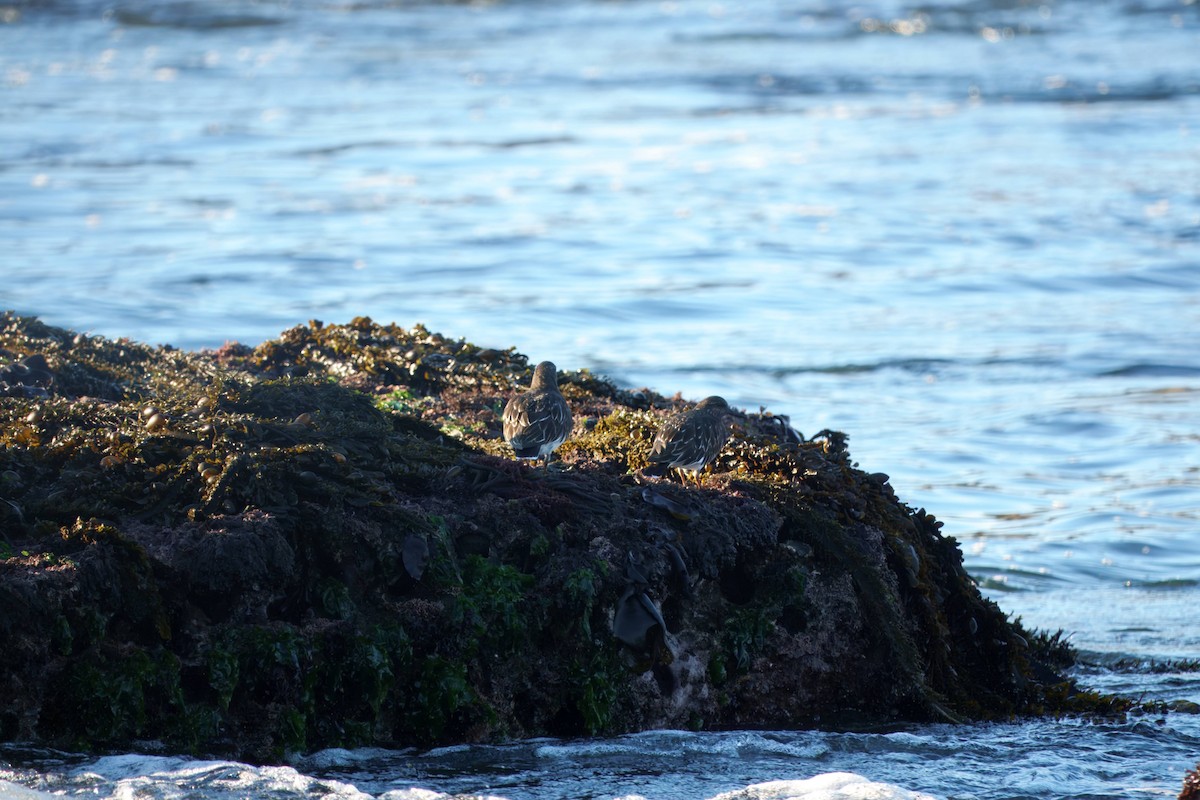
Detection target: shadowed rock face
<box><xmin>0</xmin><ymin>313</ymin><xmax>1113</xmax><ymax>763</ymax></box>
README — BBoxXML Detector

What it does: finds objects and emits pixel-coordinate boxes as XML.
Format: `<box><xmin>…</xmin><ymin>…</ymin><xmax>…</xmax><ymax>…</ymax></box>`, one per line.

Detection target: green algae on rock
<box><xmin>0</xmin><ymin>312</ymin><xmax>1123</xmax><ymax>762</ymax></box>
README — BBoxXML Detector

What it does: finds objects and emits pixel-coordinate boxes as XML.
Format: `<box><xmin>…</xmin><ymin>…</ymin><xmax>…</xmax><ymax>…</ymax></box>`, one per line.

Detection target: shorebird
<box><xmin>647</xmin><ymin>396</ymin><xmax>734</xmax><ymax>484</ymax></box>
<box><xmin>502</xmin><ymin>360</ymin><xmax>573</xmax><ymax>468</ymax></box>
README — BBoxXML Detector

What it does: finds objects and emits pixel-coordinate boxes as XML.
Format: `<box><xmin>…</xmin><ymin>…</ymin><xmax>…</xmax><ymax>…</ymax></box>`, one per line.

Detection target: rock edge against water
<box><xmin>0</xmin><ymin>313</ymin><xmax>1120</xmax><ymax>762</ymax></box>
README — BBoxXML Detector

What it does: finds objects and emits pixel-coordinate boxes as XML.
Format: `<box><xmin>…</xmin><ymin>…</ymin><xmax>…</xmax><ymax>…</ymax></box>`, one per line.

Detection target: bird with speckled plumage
<box><xmin>502</xmin><ymin>361</ymin><xmax>574</xmax><ymax>467</ymax></box>
<box><xmin>647</xmin><ymin>396</ymin><xmax>734</xmax><ymax>484</ymax></box>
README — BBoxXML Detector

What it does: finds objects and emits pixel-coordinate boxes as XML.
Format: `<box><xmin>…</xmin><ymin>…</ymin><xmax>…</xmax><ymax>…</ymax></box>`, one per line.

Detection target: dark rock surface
<box><xmin>0</xmin><ymin>313</ymin><xmax>1115</xmax><ymax>762</ymax></box>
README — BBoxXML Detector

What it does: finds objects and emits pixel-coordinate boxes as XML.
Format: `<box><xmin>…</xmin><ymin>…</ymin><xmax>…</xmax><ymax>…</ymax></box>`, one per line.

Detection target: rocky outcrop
<box><xmin>0</xmin><ymin>313</ymin><xmax>1108</xmax><ymax>762</ymax></box>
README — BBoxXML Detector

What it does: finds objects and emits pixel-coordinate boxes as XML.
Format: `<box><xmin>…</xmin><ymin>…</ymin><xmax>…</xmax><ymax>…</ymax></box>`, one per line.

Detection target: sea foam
<box><xmin>706</xmin><ymin>772</ymin><xmax>941</xmax><ymax>800</ymax></box>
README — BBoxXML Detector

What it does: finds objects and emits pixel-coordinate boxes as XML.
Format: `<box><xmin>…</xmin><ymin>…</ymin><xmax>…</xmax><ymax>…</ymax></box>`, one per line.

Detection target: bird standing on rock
<box><xmin>647</xmin><ymin>396</ymin><xmax>734</xmax><ymax>484</ymax></box>
<box><xmin>502</xmin><ymin>361</ymin><xmax>574</xmax><ymax>468</ymax></box>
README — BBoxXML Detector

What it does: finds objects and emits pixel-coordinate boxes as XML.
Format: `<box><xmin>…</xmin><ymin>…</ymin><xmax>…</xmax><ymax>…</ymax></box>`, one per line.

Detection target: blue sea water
<box><xmin>2</xmin><ymin>0</ymin><xmax>1200</xmax><ymax>797</ymax></box>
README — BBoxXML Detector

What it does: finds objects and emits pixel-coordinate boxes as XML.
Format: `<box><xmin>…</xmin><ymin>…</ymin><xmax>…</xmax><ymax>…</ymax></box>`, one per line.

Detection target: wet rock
<box><xmin>0</xmin><ymin>312</ymin><xmax>1122</xmax><ymax>763</ymax></box>
<box><xmin>0</xmin><ymin>352</ymin><xmax>54</xmax><ymax>398</ymax></box>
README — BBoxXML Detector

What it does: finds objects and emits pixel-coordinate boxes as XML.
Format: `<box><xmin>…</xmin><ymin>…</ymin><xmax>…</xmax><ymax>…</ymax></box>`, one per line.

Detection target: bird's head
<box><xmin>530</xmin><ymin>360</ymin><xmax>559</xmax><ymax>390</ymax></box>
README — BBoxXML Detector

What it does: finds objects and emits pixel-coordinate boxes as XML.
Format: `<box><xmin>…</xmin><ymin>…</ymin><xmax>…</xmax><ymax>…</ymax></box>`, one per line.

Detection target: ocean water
<box><xmin>2</xmin><ymin>0</ymin><xmax>1199</xmax><ymax>797</ymax></box>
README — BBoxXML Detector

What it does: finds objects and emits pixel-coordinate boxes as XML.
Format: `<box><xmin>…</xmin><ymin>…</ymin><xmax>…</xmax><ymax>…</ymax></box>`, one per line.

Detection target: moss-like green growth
<box><xmin>571</xmin><ymin>648</ymin><xmax>625</xmax><ymax>735</ymax></box>
<box><xmin>0</xmin><ymin>312</ymin><xmax>1129</xmax><ymax>763</ymax></box>
<box><xmin>40</xmin><ymin>644</ymin><xmax>185</xmax><ymax>751</ymax></box>
<box><xmin>453</xmin><ymin>555</ymin><xmax>535</xmax><ymax>657</ymax></box>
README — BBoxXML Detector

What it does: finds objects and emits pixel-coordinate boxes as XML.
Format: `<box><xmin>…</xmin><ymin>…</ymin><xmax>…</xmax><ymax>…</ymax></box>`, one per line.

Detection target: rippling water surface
<box><xmin>2</xmin><ymin>0</ymin><xmax>1199</xmax><ymax>796</ymax></box>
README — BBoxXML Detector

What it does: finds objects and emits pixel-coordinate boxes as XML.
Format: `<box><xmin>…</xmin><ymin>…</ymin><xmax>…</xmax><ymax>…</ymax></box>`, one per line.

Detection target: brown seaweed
<box><xmin>0</xmin><ymin>312</ymin><xmax>1125</xmax><ymax>763</ymax></box>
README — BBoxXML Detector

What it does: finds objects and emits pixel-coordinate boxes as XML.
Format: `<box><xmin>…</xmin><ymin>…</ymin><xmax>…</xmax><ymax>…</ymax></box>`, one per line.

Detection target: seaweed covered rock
<box><xmin>0</xmin><ymin>312</ymin><xmax>1110</xmax><ymax>762</ymax></box>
